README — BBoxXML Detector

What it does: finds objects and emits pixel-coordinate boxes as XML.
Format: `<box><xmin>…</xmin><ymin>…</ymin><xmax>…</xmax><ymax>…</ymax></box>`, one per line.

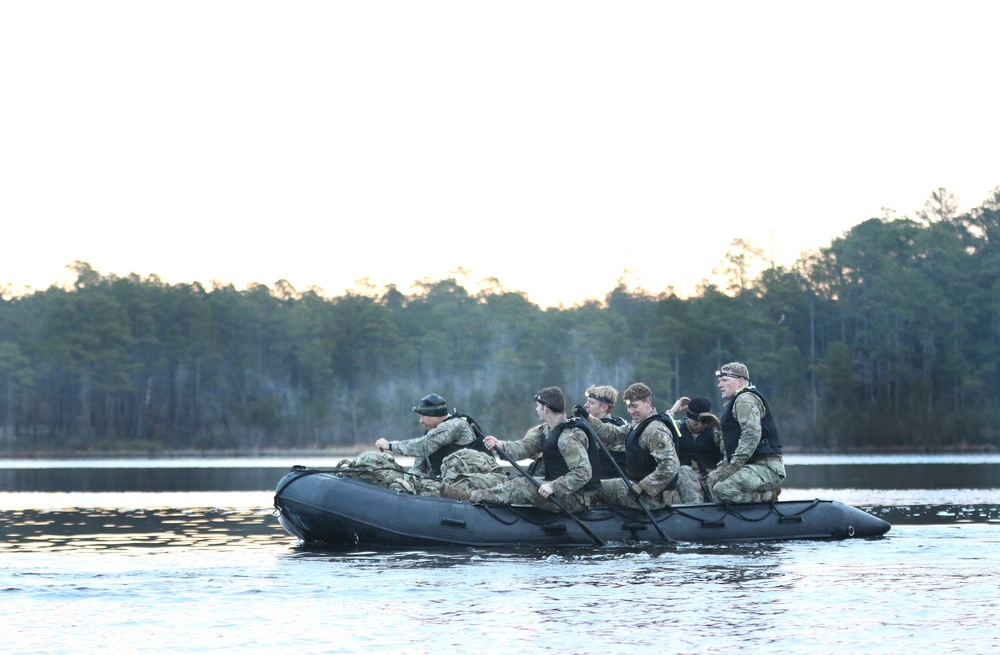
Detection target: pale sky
<box><xmin>3</xmin><ymin>2</ymin><xmax>998</xmax><ymax>307</ymax></box>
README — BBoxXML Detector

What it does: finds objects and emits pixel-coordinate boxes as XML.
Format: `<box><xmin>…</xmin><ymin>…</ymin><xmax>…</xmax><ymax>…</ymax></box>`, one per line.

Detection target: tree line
<box><xmin>2</xmin><ymin>187</ymin><xmax>999</xmax><ymax>454</ymax></box>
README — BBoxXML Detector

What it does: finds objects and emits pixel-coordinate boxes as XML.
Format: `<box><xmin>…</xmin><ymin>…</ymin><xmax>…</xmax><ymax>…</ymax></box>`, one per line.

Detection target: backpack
<box><xmin>333</xmin><ymin>451</ymin><xmax>405</xmax><ymax>486</ymax></box>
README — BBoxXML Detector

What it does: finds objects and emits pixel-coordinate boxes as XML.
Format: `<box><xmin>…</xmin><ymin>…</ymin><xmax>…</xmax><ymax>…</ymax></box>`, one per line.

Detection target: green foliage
<box><xmin>2</xmin><ymin>187</ymin><xmax>999</xmax><ymax>453</ymax></box>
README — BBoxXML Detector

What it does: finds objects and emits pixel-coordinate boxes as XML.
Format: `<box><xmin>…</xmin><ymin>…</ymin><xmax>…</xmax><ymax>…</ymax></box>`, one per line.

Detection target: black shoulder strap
<box><xmin>451</xmin><ymin>412</ymin><xmax>490</xmax><ymax>445</ymax></box>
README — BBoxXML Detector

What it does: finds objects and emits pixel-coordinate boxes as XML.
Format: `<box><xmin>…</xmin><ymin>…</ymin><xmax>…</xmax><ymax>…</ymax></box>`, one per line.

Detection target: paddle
<box><xmin>578</xmin><ymin>418</ymin><xmax>673</xmax><ymax>543</ymax></box>
<box><xmin>494</xmin><ymin>445</ymin><xmax>605</xmax><ymax>547</ymax></box>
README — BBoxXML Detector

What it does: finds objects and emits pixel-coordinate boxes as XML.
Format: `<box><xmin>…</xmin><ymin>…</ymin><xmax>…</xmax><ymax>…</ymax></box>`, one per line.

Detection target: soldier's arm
<box><xmin>588</xmin><ymin>415</ymin><xmax>628</xmax><ymax>449</ymax></box>
<box><xmin>391</xmin><ymin>419</ymin><xmax>472</xmax><ymax>458</ymax></box>
<box><xmin>638</xmin><ymin>422</ymin><xmax>680</xmax><ymax>495</ymax></box>
<box><xmin>498</xmin><ymin>424</ymin><xmax>545</xmax><ymax>461</ymax></box>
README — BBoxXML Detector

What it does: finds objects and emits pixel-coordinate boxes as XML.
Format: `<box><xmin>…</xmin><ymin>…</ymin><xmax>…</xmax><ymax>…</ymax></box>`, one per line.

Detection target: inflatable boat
<box><xmin>273</xmin><ymin>467</ymin><xmax>891</xmax><ymax>549</ymax></box>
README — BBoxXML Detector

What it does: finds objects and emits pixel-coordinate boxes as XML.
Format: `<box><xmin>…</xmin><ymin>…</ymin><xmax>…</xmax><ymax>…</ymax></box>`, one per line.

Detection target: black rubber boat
<box><xmin>273</xmin><ymin>467</ymin><xmax>891</xmax><ymax>549</ymax></box>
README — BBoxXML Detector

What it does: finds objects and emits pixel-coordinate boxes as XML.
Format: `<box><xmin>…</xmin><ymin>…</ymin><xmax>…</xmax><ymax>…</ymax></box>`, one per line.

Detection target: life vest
<box><xmin>625</xmin><ymin>413</ymin><xmax>680</xmax><ymax>482</ymax></box>
<box><xmin>720</xmin><ymin>387</ymin><xmax>783</xmax><ymax>460</ymax></box>
<box><xmin>675</xmin><ymin>422</ymin><xmax>722</xmax><ymax>472</ymax></box>
<box><xmin>427</xmin><ymin>414</ymin><xmax>495</xmax><ymax>477</ymax></box>
<box><xmin>595</xmin><ymin>416</ymin><xmax>628</xmax><ymax>479</ymax></box>
<box><xmin>541</xmin><ymin>417</ymin><xmax>602</xmax><ymax>493</ymax></box>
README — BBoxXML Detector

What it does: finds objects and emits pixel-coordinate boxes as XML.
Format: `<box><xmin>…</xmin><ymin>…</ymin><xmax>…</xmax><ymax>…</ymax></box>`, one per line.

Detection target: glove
<box><xmin>573</xmin><ymin>404</ymin><xmax>589</xmax><ymax>419</ymax></box>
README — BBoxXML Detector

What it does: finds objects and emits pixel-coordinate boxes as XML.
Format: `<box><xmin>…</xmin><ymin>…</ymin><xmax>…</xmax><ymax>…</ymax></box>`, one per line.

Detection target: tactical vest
<box><xmin>541</xmin><ymin>417</ymin><xmax>602</xmax><ymax>492</ymax></box>
<box><xmin>427</xmin><ymin>415</ymin><xmax>494</xmax><ymax>477</ymax></box>
<box><xmin>676</xmin><ymin>422</ymin><xmax>722</xmax><ymax>472</ymax></box>
<box><xmin>625</xmin><ymin>413</ymin><xmax>680</xmax><ymax>482</ymax></box>
<box><xmin>720</xmin><ymin>387</ymin><xmax>783</xmax><ymax>460</ymax></box>
<box><xmin>595</xmin><ymin>416</ymin><xmax>628</xmax><ymax>479</ymax></box>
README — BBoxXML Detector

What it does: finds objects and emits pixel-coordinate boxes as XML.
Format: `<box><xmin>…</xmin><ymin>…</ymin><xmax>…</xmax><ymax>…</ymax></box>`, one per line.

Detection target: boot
<box><xmin>440</xmin><ymin>483</ymin><xmax>471</xmax><ymax>501</ymax></box>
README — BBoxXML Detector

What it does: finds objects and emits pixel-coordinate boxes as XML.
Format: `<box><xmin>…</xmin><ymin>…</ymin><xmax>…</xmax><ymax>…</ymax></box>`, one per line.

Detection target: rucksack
<box><xmin>333</xmin><ymin>451</ymin><xmax>405</xmax><ymax>486</ymax></box>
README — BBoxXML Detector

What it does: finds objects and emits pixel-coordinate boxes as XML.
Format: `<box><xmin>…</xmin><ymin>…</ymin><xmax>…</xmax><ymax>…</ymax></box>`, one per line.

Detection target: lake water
<box><xmin>2</xmin><ymin>455</ymin><xmax>999</xmax><ymax>655</ymax></box>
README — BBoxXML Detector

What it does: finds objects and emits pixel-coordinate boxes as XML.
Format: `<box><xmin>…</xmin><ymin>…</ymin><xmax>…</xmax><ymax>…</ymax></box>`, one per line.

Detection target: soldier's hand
<box><xmin>483</xmin><ymin>435</ymin><xmax>498</xmax><ymax>451</ymax></box>
<box><xmin>375</xmin><ymin>438</ymin><xmax>390</xmax><ymax>452</ymax></box>
<box><xmin>669</xmin><ymin>396</ymin><xmax>690</xmax><ymax>415</ymax></box>
<box><xmin>573</xmin><ymin>404</ymin><xmax>589</xmax><ymax>419</ymax></box>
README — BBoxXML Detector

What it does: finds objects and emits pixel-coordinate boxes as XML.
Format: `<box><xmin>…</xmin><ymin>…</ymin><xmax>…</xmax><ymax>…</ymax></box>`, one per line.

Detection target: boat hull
<box><xmin>273</xmin><ymin>469</ymin><xmax>891</xmax><ymax>549</ymax></box>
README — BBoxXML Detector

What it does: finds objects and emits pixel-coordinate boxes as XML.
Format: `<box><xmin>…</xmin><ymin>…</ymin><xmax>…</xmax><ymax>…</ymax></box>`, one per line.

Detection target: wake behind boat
<box><xmin>273</xmin><ymin>467</ymin><xmax>891</xmax><ymax>549</ymax></box>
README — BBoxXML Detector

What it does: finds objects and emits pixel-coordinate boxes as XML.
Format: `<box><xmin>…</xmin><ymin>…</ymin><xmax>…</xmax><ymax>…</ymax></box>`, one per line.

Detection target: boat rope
<box><xmin>769</xmin><ymin>498</ymin><xmax>822</xmax><ymax>519</ymax></box>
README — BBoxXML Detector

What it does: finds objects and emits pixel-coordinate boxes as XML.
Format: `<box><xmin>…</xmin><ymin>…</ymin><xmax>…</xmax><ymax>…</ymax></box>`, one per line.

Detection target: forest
<box><xmin>2</xmin><ymin>187</ymin><xmax>999</xmax><ymax>455</ymax></box>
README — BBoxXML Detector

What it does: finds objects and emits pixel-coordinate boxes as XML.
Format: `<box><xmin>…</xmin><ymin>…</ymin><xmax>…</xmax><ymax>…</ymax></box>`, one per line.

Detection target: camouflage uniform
<box><xmin>385</xmin><ymin>415</ymin><xmax>477</xmax><ymax>477</ymax></box>
<box><xmin>391</xmin><ymin>449</ymin><xmax>508</xmax><ymax>496</ymax></box>
<box><xmin>707</xmin><ymin>391</ymin><xmax>786</xmax><ymax>504</ymax></box>
<box><xmin>588</xmin><ymin>413</ymin><xmax>702</xmax><ymax>508</ymax></box>
<box><xmin>469</xmin><ymin>423</ymin><xmax>595</xmax><ymax>513</ymax></box>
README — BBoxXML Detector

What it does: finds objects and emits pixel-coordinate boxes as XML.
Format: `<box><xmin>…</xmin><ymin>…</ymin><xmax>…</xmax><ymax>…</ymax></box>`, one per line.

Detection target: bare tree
<box><xmin>915</xmin><ymin>187</ymin><xmax>961</xmax><ymax>224</ymax></box>
<box><xmin>715</xmin><ymin>238</ymin><xmax>766</xmax><ymax>294</ymax></box>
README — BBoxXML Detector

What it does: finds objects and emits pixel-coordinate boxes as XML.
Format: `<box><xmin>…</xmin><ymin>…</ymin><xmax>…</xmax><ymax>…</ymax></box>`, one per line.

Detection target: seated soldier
<box><xmin>342</xmin><ymin>393</ymin><xmax>499</xmax><ymax>494</ymax></box>
<box><xmin>442</xmin><ymin>387</ymin><xmax>601</xmax><ymax>514</ymax></box>
<box><xmin>581</xmin><ymin>382</ymin><xmax>701</xmax><ymax>509</ymax></box>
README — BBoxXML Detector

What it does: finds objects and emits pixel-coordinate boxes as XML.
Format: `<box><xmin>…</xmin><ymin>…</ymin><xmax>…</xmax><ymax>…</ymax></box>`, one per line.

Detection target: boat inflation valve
<box><xmin>847</xmin><ymin>525</ymin><xmax>855</xmax><ymax>537</ymax></box>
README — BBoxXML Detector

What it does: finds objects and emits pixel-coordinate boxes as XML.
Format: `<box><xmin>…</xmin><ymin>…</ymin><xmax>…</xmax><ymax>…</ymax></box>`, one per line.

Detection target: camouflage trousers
<box><xmin>594</xmin><ymin>466</ymin><xmax>705</xmax><ymax>508</ymax></box>
<box><xmin>593</xmin><ymin>479</ymin><xmax>679</xmax><ymax>510</ymax></box>
<box><xmin>676</xmin><ymin>466</ymin><xmax>706</xmax><ymax>504</ymax></box>
<box><xmin>708</xmin><ymin>459</ymin><xmax>785</xmax><ymax>504</ymax></box>
<box><xmin>468</xmin><ymin>477</ymin><xmax>593</xmax><ymax>513</ymax></box>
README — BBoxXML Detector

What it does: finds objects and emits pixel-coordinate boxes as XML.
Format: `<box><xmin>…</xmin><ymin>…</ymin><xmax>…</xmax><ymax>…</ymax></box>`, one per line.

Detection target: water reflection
<box><xmin>0</xmin><ymin>507</ymin><xmax>285</xmax><ymax>552</ymax></box>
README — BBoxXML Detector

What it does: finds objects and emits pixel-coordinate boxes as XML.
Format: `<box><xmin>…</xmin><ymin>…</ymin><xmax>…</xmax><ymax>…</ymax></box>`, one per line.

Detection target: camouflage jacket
<box><xmin>389</xmin><ymin>416</ymin><xmax>475</xmax><ymax>474</ymax></box>
<box><xmin>726</xmin><ymin>392</ymin><xmax>765</xmax><ymax>468</ymax></box>
<box><xmin>589</xmin><ymin>412</ymin><xmax>680</xmax><ymax>496</ymax></box>
<box><xmin>497</xmin><ymin>422</ymin><xmax>593</xmax><ymax>497</ymax></box>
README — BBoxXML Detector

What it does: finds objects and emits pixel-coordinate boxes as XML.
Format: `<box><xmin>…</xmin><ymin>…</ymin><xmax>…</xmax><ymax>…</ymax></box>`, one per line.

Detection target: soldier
<box><xmin>443</xmin><ymin>387</ymin><xmax>601</xmax><ymax>514</ymax></box>
<box><xmin>580</xmin><ymin>382</ymin><xmax>702</xmax><ymax>509</ymax></box>
<box><xmin>374</xmin><ymin>393</ymin><xmax>491</xmax><ymax>479</ymax></box>
<box><xmin>573</xmin><ymin>384</ymin><xmax>626</xmax><ymax>479</ymax></box>
<box><xmin>707</xmin><ymin>362</ymin><xmax>785</xmax><ymax>503</ymax></box>
<box><xmin>668</xmin><ymin>395</ymin><xmax>725</xmax><ymax>476</ymax></box>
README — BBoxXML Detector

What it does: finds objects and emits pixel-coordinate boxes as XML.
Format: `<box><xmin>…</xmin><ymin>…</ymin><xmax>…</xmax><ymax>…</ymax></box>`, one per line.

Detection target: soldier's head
<box><xmin>413</xmin><ymin>393</ymin><xmax>449</xmax><ymax>429</ymax></box>
<box><xmin>716</xmin><ymin>362</ymin><xmax>750</xmax><ymax>400</ymax></box>
<box><xmin>584</xmin><ymin>384</ymin><xmax>618</xmax><ymax>419</ymax></box>
<box><xmin>685</xmin><ymin>396</ymin><xmax>717</xmax><ymax>434</ymax></box>
<box><xmin>534</xmin><ymin>386</ymin><xmax>566</xmax><ymax>421</ymax></box>
<box><xmin>623</xmin><ymin>382</ymin><xmax>654</xmax><ymax>422</ymax></box>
